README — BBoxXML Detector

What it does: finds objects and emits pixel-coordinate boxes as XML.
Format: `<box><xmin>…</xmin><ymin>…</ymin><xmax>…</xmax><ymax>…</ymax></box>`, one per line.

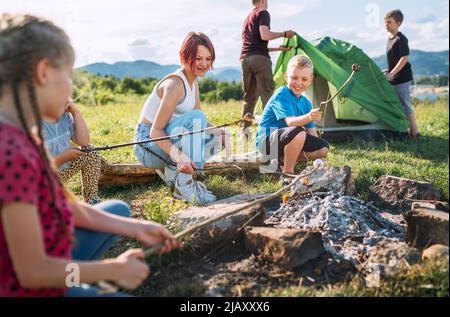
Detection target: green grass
<box><xmin>266</xmin><ymin>258</ymin><xmax>449</xmax><ymax>297</ymax></box>
<box><xmin>68</xmin><ymin>96</ymin><xmax>449</xmax><ymax>297</ymax></box>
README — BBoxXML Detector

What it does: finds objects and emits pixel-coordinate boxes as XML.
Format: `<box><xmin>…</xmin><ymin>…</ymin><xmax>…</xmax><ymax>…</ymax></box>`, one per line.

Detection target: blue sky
<box><xmin>1</xmin><ymin>0</ymin><xmax>448</xmax><ymax>68</ymax></box>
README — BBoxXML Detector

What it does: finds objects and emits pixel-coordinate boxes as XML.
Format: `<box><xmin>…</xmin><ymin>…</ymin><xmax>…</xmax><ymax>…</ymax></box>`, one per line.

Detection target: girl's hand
<box><xmin>309</xmin><ymin>109</ymin><xmax>322</xmax><ymax>121</ymax></box>
<box><xmin>133</xmin><ymin>221</ymin><xmax>182</xmax><ymax>254</ymax></box>
<box><xmin>65</xmin><ymin>99</ymin><xmax>80</xmax><ymax>115</ymax></box>
<box><xmin>113</xmin><ymin>249</ymin><xmax>150</xmax><ymax>290</ymax></box>
<box><xmin>62</xmin><ymin>146</ymin><xmax>85</xmax><ymax>162</ymax></box>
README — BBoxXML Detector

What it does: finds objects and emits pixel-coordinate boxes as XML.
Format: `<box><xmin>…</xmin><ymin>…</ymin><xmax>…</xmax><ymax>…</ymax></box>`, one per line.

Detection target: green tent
<box><xmin>273</xmin><ymin>34</ymin><xmax>409</xmax><ymax>140</ymax></box>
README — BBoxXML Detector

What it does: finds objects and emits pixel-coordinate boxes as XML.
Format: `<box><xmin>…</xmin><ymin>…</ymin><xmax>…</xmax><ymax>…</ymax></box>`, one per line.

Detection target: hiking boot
<box><xmin>155</xmin><ymin>165</ymin><xmax>177</xmax><ymax>186</ymax></box>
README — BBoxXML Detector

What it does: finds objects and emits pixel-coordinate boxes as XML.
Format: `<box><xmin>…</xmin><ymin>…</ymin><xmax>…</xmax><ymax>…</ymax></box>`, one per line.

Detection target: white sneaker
<box><xmin>155</xmin><ymin>166</ymin><xmax>177</xmax><ymax>186</ymax></box>
<box><xmin>173</xmin><ymin>177</ymin><xmax>197</xmax><ymax>203</ymax></box>
<box><xmin>173</xmin><ymin>177</ymin><xmax>217</xmax><ymax>205</ymax></box>
<box><xmin>194</xmin><ymin>181</ymin><xmax>217</xmax><ymax>204</ymax></box>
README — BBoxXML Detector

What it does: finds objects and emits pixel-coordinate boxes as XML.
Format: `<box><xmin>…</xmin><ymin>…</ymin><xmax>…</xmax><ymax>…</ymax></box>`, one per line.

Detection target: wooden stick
<box><xmin>319</xmin><ymin>64</ymin><xmax>361</xmax><ymax>112</ymax></box>
<box><xmin>82</xmin><ymin>113</ymin><xmax>254</xmax><ymax>153</ymax></box>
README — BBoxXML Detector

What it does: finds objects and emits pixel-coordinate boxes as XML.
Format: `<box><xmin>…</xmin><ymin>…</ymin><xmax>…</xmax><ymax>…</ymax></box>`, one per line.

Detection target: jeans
<box><xmin>65</xmin><ymin>200</ymin><xmax>132</xmax><ymax>297</ymax></box>
<box><xmin>134</xmin><ymin>110</ymin><xmax>222</xmax><ymax>170</ymax></box>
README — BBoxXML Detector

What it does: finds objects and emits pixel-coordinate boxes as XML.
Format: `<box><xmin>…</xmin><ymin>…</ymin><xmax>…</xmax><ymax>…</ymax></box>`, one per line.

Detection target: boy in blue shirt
<box><xmin>256</xmin><ymin>55</ymin><xmax>329</xmax><ymax>184</ymax></box>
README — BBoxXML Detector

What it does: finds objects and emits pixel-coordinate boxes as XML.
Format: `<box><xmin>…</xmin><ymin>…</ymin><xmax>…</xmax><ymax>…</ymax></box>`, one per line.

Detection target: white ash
<box><xmin>266</xmin><ymin>192</ymin><xmax>405</xmax><ymax>266</ymax></box>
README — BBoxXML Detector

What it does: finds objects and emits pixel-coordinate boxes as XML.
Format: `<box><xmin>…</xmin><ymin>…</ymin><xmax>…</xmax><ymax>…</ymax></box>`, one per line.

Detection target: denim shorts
<box><xmin>393</xmin><ymin>81</ymin><xmax>413</xmax><ymax>115</ymax></box>
<box><xmin>258</xmin><ymin>126</ymin><xmax>330</xmax><ymax>161</ymax></box>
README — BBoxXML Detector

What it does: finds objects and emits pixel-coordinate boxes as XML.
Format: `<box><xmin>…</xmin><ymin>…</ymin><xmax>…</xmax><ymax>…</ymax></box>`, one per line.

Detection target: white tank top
<box><xmin>140</xmin><ymin>69</ymin><xmax>197</xmax><ymax>123</ymax></box>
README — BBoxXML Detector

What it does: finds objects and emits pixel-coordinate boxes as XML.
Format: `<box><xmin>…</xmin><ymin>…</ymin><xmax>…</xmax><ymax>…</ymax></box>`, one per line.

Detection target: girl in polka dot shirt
<box><xmin>0</xmin><ymin>14</ymin><xmax>180</xmax><ymax>297</ymax></box>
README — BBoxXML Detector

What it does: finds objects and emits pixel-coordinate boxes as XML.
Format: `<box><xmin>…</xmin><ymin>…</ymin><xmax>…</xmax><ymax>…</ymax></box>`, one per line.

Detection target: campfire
<box><xmin>266</xmin><ymin>191</ymin><xmax>405</xmax><ymax>269</ymax></box>
<box><xmin>133</xmin><ymin>164</ymin><xmax>443</xmax><ymax>296</ymax></box>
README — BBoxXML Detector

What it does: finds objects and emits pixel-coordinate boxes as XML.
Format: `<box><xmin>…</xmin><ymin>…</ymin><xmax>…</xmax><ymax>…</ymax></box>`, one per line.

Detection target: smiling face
<box><xmin>285</xmin><ymin>66</ymin><xmax>314</xmax><ymax>97</ymax></box>
<box><xmin>192</xmin><ymin>44</ymin><xmax>213</xmax><ymax>77</ymax></box>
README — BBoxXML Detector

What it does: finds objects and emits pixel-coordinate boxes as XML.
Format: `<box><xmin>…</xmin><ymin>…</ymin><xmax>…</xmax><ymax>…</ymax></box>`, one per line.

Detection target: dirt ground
<box><xmin>127</xmin><ymin>232</ymin><xmax>356</xmax><ymax>297</ymax></box>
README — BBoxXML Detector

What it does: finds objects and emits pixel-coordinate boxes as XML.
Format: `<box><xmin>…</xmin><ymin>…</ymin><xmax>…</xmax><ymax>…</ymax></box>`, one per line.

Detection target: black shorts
<box><xmin>261</xmin><ymin>126</ymin><xmax>330</xmax><ymax>160</ymax></box>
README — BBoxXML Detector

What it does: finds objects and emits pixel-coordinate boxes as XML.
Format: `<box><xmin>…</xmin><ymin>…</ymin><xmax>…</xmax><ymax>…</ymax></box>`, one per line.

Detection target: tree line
<box><xmin>73</xmin><ymin>71</ymin><xmax>243</xmax><ymax>106</ymax></box>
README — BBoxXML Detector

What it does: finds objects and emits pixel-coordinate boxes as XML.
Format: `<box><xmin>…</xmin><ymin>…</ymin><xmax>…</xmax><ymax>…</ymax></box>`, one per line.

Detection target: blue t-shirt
<box><xmin>42</xmin><ymin>112</ymin><xmax>75</xmax><ymax>170</ymax></box>
<box><xmin>256</xmin><ymin>86</ymin><xmax>315</xmax><ymax>148</ymax></box>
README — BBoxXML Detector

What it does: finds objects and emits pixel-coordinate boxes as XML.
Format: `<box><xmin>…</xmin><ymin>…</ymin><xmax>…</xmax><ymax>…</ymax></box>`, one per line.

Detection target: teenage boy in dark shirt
<box><xmin>385</xmin><ymin>9</ymin><xmax>419</xmax><ymax>138</ymax></box>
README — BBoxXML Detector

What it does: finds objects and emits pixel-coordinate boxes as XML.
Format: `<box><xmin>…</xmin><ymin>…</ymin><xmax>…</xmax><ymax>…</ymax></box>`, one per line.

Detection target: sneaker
<box><xmin>194</xmin><ymin>181</ymin><xmax>217</xmax><ymax>204</ymax></box>
<box><xmin>173</xmin><ymin>177</ymin><xmax>217</xmax><ymax>205</ymax></box>
<box><xmin>155</xmin><ymin>166</ymin><xmax>177</xmax><ymax>186</ymax></box>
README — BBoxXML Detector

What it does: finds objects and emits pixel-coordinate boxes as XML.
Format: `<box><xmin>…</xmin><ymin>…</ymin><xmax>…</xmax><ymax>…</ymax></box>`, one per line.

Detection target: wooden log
<box><xmin>99</xmin><ymin>152</ymin><xmax>266</xmax><ymax>187</ymax></box>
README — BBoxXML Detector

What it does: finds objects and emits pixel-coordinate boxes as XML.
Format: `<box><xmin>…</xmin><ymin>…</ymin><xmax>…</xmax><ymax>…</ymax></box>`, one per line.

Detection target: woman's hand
<box><xmin>176</xmin><ymin>155</ymin><xmax>197</xmax><ymax>174</ymax></box>
<box><xmin>113</xmin><ymin>249</ymin><xmax>150</xmax><ymax>290</ymax></box>
<box><xmin>133</xmin><ymin>221</ymin><xmax>182</xmax><ymax>254</ymax></box>
<box><xmin>308</xmin><ymin>108</ymin><xmax>322</xmax><ymax>122</ymax></box>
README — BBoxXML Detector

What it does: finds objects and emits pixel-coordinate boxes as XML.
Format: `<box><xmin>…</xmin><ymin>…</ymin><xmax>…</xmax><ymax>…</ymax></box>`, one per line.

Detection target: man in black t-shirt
<box><xmin>240</xmin><ymin>0</ymin><xmax>296</xmax><ymax>140</ymax></box>
<box><xmin>385</xmin><ymin>9</ymin><xmax>419</xmax><ymax>138</ymax></box>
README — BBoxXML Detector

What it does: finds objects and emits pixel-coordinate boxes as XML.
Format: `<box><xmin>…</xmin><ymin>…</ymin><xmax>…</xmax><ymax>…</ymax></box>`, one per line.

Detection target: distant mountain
<box><xmin>372</xmin><ymin>49</ymin><xmax>449</xmax><ymax>77</ymax></box>
<box><xmin>79</xmin><ymin>49</ymin><xmax>448</xmax><ymax>82</ymax></box>
<box><xmin>206</xmin><ymin>67</ymin><xmax>242</xmax><ymax>82</ymax></box>
<box><xmin>79</xmin><ymin>60</ymin><xmax>242</xmax><ymax>82</ymax></box>
<box><xmin>80</xmin><ymin>60</ymin><xmax>179</xmax><ymax>80</ymax></box>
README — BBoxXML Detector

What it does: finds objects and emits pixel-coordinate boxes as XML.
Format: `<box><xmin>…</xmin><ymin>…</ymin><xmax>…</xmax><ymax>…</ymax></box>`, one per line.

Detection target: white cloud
<box><xmin>1</xmin><ymin>0</ymin><xmax>447</xmax><ymax>67</ymax></box>
<box><xmin>271</xmin><ymin>0</ymin><xmax>323</xmax><ymax>18</ymax></box>
<box><xmin>128</xmin><ymin>38</ymin><xmax>151</xmax><ymax>47</ymax></box>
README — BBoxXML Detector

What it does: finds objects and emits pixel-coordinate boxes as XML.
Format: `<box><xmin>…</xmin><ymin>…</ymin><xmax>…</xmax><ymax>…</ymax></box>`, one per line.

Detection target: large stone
<box><xmin>368</xmin><ymin>175</ymin><xmax>441</xmax><ymax>212</ymax></box>
<box><xmin>244</xmin><ymin>226</ymin><xmax>325</xmax><ymax>270</ymax></box>
<box><xmin>294</xmin><ymin>165</ymin><xmax>354</xmax><ymax>195</ymax></box>
<box><xmin>405</xmin><ymin>208</ymin><xmax>449</xmax><ymax>248</ymax></box>
<box><xmin>167</xmin><ymin>194</ymin><xmax>268</xmax><ymax>249</ymax></box>
<box><xmin>422</xmin><ymin>244</ymin><xmax>449</xmax><ymax>261</ymax></box>
<box><xmin>364</xmin><ymin>239</ymin><xmax>421</xmax><ymax>286</ymax></box>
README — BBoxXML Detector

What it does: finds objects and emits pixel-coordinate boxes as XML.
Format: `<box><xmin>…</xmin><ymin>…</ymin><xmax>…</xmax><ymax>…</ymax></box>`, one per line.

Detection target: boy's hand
<box><xmin>385</xmin><ymin>72</ymin><xmax>394</xmax><ymax>82</ymax></box>
<box><xmin>284</xmin><ymin>30</ymin><xmax>296</xmax><ymax>38</ymax></box>
<box><xmin>279</xmin><ymin>45</ymin><xmax>293</xmax><ymax>52</ymax></box>
<box><xmin>309</xmin><ymin>109</ymin><xmax>322</xmax><ymax>121</ymax></box>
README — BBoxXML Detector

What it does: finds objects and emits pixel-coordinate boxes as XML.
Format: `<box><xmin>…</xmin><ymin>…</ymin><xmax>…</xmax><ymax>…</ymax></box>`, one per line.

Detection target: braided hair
<box><xmin>0</xmin><ymin>13</ymin><xmax>76</xmax><ymax>241</ymax></box>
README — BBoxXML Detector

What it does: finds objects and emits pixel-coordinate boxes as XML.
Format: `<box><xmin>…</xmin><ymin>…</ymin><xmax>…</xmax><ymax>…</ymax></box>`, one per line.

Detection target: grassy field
<box><xmin>68</xmin><ymin>96</ymin><xmax>449</xmax><ymax>297</ymax></box>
